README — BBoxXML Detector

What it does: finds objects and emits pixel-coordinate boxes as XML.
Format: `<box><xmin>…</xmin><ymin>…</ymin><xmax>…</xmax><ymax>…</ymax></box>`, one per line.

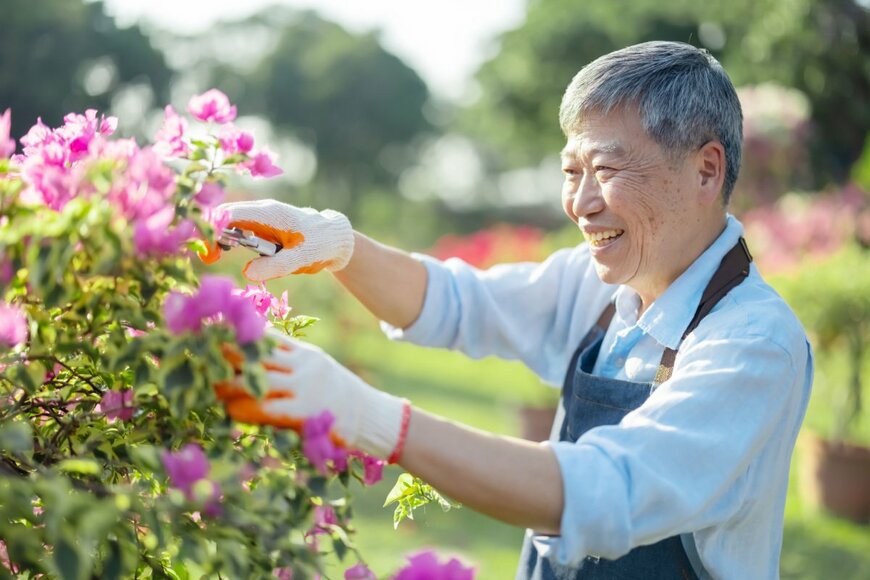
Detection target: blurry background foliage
<box><xmin>2</xmin><ymin>0</ymin><xmax>870</xmax><ymax>577</ymax></box>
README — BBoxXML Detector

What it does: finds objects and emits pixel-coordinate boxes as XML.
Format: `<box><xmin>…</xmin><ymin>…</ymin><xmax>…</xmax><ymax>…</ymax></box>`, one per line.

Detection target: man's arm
<box><xmin>332</xmin><ymin>232</ymin><xmax>428</xmax><ymax>330</ymax></box>
<box><xmin>399</xmin><ymin>408</ymin><xmax>564</xmax><ymax>533</ymax></box>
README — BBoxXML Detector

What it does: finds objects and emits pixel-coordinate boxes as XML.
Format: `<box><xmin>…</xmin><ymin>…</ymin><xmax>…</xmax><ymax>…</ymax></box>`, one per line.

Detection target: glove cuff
<box><xmin>355</xmin><ymin>389</ymin><xmax>408</xmax><ymax>460</ymax></box>
<box><xmin>321</xmin><ymin>210</ymin><xmax>355</xmax><ymax>272</ymax></box>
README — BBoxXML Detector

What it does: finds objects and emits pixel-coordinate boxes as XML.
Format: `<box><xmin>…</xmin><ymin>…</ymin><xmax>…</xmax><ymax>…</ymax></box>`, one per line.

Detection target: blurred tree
<box><xmin>208</xmin><ymin>10</ymin><xmax>432</xmax><ymax>213</ymax></box>
<box><xmin>463</xmin><ymin>0</ymin><xmax>869</xmax><ymax>187</ymax></box>
<box><xmin>0</xmin><ymin>0</ymin><xmax>172</xmax><ymax>141</ymax></box>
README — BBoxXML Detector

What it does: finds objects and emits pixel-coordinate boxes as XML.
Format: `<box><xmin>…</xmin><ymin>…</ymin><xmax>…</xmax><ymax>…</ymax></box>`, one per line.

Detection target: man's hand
<box><xmin>217</xmin><ymin>329</ymin><xmax>408</xmax><ymax>461</ymax></box>
<box><xmin>204</xmin><ymin>200</ymin><xmax>355</xmax><ymax>282</ymax></box>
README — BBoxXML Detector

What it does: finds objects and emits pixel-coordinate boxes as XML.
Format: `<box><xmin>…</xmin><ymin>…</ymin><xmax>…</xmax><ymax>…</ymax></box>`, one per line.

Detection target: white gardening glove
<box><xmin>207</xmin><ymin>199</ymin><xmax>355</xmax><ymax>282</ymax></box>
<box><xmin>216</xmin><ymin>329</ymin><xmax>410</xmax><ymax>461</ymax></box>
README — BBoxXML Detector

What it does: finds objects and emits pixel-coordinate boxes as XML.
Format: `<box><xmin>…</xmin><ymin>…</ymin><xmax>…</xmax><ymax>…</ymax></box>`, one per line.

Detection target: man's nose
<box><xmin>572</xmin><ymin>174</ymin><xmax>604</xmax><ymax>218</ymax></box>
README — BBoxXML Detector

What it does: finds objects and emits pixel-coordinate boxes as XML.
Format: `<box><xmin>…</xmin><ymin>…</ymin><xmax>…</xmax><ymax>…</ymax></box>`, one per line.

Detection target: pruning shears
<box><xmin>217</xmin><ymin>227</ymin><xmax>283</xmax><ymax>257</ymax></box>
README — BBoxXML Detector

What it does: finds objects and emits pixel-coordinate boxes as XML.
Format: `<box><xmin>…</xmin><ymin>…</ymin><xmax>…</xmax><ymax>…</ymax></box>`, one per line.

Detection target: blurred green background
<box><xmin>3</xmin><ymin>0</ymin><xmax>869</xmax><ymax>577</ymax></box>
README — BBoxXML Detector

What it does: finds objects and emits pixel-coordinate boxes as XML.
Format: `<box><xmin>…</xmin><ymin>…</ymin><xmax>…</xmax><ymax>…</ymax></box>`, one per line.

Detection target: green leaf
<box><xmin>383</xmin><ymin>473</ymin><xmax>414</xmax><ymax>507</ymax></box>
<box><xmin>0</xmin><ymin>421</ymin><xmax>33</xmax><ymax>455</ymax></box>
<box><xmin>57</xmin><ymin>458</ymin><xmax>101</xmax><ymax>476</ymax></box>
<box><xmin>54</xmin><ymin>534</ymin><xmax>84</xmax><ymax>580</ymax></box>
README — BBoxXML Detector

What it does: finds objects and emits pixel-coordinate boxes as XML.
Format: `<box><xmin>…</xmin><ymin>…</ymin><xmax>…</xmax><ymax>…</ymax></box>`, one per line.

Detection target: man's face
<box><xmin>560</xmin><ymin>108</ymin><xmax>716</xmax><ymax>306</ymax></box>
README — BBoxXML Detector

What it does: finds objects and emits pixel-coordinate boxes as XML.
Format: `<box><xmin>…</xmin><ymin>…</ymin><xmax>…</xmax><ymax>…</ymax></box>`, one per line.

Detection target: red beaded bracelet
<box><xmin>387</xmin><ymin>400</ymin><xmax>412</xmax><ymax>465</ymax></box>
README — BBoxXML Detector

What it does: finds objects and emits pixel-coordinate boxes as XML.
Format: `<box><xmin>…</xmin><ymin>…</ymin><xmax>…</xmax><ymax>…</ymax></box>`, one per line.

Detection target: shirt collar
<box><xmin>626</xmin><ymin>215</ymin><xmax>744</xmax><ymax>350</ymax></box>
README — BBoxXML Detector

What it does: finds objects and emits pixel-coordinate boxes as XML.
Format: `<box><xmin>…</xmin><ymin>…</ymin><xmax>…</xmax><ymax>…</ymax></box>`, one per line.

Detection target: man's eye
<box><xmin>562</xmin><ymin>168</ymin><xmax>579</xmax><ymax>177</ymax></box>
<box><xmin>594</xmin><ymin>165</ymin><xmax>616</xmax><ymax>173</ymax></box>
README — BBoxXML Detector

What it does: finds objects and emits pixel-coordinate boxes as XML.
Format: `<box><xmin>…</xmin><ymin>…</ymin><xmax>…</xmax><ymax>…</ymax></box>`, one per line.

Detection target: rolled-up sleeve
<box><xmin>546</xmin><ymin>319</ymin><xmax>811</xmax><ymax>565</ymax></box>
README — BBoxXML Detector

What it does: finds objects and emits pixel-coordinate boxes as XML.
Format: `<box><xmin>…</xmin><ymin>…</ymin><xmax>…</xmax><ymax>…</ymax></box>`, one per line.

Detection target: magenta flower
<box><xmin>273</xmin><ymin>568</ymin><xmax>294</xmax><ymax>580</ymax></box>
<box><xmin>161</xmin><ymin>443</ymin><xmax>210</xmax><ymax>495</ymax></box>
<box><xmin>394</xmin><ymin>551</ymin><xmax>475</xmax><ymax>580</ymax></box>
<box><xmin>0</xmin><ymin>302</ymin><xmax>28</xmax><ymax>348</ymax></box>
<box><xmin>345</xmin><ymin>563</ymin><xmax>376</xmax><ymax>580</ymax></box>
<box><xmin>0</xmin><ymin>109</ymin><xmax>15</xmax><ymax>159</ymax></box>
<box><xmin>302</xmin><ymin>411</ymin><xmax>348</xmax><ymax>475</ymax></box>
<box><xmin>163</xmin><ymin>291</ymin><xmax>200</xmax><ymax>335</ymax></box>
<box><xmin>224</xmin><ymin>295</ymin><xmax>266</xmax><ymax>344</ymax></box>
<box><xmin>161</xmin><ymin>444</ymin><xmax>222</xmax><ymax>516</ymax></box>
<box><xmin>242</xmin><ymin>148</ymin><xmax>283</xmax><ymax>178</ymax></box>
<box><xmin>99</xmin><ymin>389</ymin><xmax>134</xmax><ymax>422</ymax></box>
<box><xmin>195</xmin><ymin>182</ymin><xmax>225</xmax><ymax>209</ymax></box>
<box><xmin>359</xmin><ymin>454</ymin><xmax>385</xmax><ymax>486</ymax></box>
<box><xmin>153</xmin><ymin>105</ymin><xmax>190</xmax><ymax>158</ymax></box>
<box><xmin>218</xmin><ymin>125</ymin><xmax>254</xmax><ymax>155</ymax></box>
<box><xmin>1</xmin><ymin>256</ymin><xmax>14</xmax><ymax>286</ymax></box>
<box><xmin>188</xmin><ymin>89</ymin><xmax>237</xmax><ymax>124</ymax></box>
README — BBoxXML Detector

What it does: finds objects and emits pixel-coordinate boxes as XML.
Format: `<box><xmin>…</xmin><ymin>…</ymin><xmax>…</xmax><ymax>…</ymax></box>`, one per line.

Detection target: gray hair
<box><xmin>559</xmin><ymin>41</ymin><xmax>743</xmax><ymax>205</ymax></box>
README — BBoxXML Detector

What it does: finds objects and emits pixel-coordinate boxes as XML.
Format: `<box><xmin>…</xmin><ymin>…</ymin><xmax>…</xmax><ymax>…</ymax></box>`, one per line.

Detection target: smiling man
<box><xmin>213</xmin><ymin>41</ymin><xmax>813</xmax><ymax>579</ymax></box>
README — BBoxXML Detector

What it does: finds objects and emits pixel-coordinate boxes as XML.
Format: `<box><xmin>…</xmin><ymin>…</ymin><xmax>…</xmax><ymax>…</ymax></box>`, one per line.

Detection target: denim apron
<box><xmin>517</xmin><ymin>238</ymin><xmax>752</xmax><ymax>580</ymax></box>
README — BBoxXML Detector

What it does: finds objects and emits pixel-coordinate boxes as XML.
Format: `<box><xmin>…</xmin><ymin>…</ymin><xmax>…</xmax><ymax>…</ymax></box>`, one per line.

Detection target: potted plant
<box><xmin>772</xmin><ymin>242</ymin><xmax>870</xmax><ymax>524</ymax></box>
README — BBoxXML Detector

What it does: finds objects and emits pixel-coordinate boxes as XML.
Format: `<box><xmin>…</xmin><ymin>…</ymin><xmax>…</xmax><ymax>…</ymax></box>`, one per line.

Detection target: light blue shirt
<box><xmin>382</xmin><ymin>215</ymin><xmax>813</xmax><ymax>580</ymax></box>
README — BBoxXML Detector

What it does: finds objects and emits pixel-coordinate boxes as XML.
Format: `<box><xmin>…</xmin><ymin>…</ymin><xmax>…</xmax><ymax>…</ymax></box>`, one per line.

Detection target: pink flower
<box><xmin>0</xmin><ymin>109</ymin><xmax>15</xmax><ymax>159</ymax></box>
<box><xmin>203</xmin><ymin>205</ymin><xmax>231</xmax><ymax>234</ymax></box>
<box><xmin>113</xmin><ymin>147</ymin><xmax>176</xmax><ymax>220</ymax></box>
<box><xmin>20</xmin><ymin>118</ymin><xmax>51</xmax><ymax>154</ymax></box>
<box><xmin>188</xmin><ymin>89</ymin><xmax>237</xmax><ymax>124</ymax></box>
<box><xmin>218</xmin><ymin>125</ymin><xmax>254</xmax><ymax>155</ymax></box>
<box><xmin>161</xmin><ymin>444</ymin><xmax>223</xmax><ymax>516</ymax></box>
<box><xmin>161</xmin><ymin>443</ymin><xmax>209</xmax><ymax>495</ymax></box>
<box><xmin>57</xmin><ymin>109</ymin><xmax>117</xmax><ymax>162</ymax></box>
<box><xmin>234</xmin><ymin>284</ymin><xmax>274</xmax><ymax>316</ymax></box>
<box><xmin>345</xmin><ymin>563</ymin><xmax>376</xmax><ymax>580</ymax></box>
<box><xmin>162</xmin><ymin>275</ymin><xmax>266</xmax><ymax>344</ymax></box>
<box><xmin>133</xmin><ymin>206</ymin><xmax>195</xmax><ymax>256</ymax></box>
<box><xmin>195</xmin><ymin>182</ymin><xmax>225</xmax><ymax>209</ymax></box>
<box><xmin>272</xmin><ymin>290</ymin><xmax>291</xmax><ymax>319</ymax></box>
<box><xmin>0</xmin><ymin>302</ymin><xmax>27</xmax><ymax>348</ymax></box>
<box><xmin>153</xmin><ymin>105</ymin><xmax>190</xmax><ymax>158</ymax></box>
<box><xmin>358</xmin><ymin>453</ymin><xmax>385</xmax><ymax>486</ymax></box>
<box><xmin>273</xmin><ymin>568</ymin><xmax>294</xmax><ymax>580</ymax></box>
<box><xmin>99</xmin><ymin>389</ymin><xmax>134</xmax><ymax>421</ymax></box>
<box><xmin>394</xmin><ymin>551</ymin><xmax>475</xmax><ymax>580</ymax></box>
<box><xmin>302</xmin><ymin>411</ymin><xmax>348</xmax><ymax>475</ymax></box>
<box><xmin>310</xmin><ymin>505</ymin><xmax>338</xmax><ymax>535</ymax></box>
<box><xmin>242</xmin><ymin>148</ymin><xmax>283</xmax><ymax>178</ymax></box>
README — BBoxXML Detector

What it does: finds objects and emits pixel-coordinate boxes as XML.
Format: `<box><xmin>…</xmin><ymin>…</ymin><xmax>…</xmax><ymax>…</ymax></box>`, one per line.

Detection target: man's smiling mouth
<box><xmin>587</xmin><ymin>229</ymin><xmax>624</xmax><ymax>247</ymax></box>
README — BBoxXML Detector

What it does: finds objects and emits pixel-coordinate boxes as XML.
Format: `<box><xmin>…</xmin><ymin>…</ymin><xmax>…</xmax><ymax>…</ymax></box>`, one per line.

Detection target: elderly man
<box><xmin>213</xmin><ymin>41</ymin><xmax>812</xmax><ymax>579</ymax></box>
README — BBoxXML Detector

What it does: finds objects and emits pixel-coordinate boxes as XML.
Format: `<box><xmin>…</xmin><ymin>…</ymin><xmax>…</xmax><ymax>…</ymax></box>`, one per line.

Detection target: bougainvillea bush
<box><xmin>0</xmin><ymin>92</ymin><xmax>472</xmax><ymax>580</ymax></box>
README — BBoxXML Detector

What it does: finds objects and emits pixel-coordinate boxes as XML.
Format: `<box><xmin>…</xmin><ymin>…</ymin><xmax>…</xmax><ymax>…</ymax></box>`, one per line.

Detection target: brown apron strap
<box><xmin>653</xmin><ymin>237</ymin><xmax>753</xmax><ymax>386</ymax></box>
<box><xmin>595</xmin><ymin>301</ymin><xmax>616</xmax><ymax>334</ymax></box>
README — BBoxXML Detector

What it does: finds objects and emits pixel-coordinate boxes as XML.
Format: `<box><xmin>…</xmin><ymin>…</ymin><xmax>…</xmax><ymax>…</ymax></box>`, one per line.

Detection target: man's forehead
<box><xmin>560</xmin><ymin>139</ymin><xmax>628</xmax><ymax>159</ymax></box>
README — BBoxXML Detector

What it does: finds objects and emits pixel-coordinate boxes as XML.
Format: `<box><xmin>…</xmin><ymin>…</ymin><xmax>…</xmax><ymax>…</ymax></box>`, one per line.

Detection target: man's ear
<box><xmin>696</xmin><ymin>140</ymin><xmax>726</xmax><ymax>205</ymax></box>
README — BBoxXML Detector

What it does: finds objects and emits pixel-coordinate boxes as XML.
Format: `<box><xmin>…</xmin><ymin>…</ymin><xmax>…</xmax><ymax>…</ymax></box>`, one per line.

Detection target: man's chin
<box><xmin>591</xmin><ymin>262</ymin><xmax>625</xmax><ymax>286</ymax></box>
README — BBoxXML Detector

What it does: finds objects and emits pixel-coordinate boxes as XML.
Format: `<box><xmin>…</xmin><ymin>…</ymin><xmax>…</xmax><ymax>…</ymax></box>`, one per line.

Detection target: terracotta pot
<box><xmin>799</xmin><ymin>431</ymin><xmax>870</xmax><ymax>524</ymax></box>
<box><xmin>518</xmin><ymin>405</ymin><xmax>558</xmax><ymax>442</ymax></box>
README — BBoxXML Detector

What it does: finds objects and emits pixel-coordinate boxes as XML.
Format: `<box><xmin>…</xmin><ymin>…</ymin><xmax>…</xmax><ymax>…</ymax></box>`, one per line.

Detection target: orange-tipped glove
<box><xmin>217</xmin><ymin>329</ymin><xmax>410</xmax><ymax>461</ymax></box>
<box><xmin>203</xmin><ymin>200</ymin><xmax>355</xmax><ymax>282</ymax></box>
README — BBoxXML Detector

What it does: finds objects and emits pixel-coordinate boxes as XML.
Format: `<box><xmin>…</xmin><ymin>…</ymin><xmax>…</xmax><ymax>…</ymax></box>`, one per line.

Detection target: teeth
<box><xmin>588</xmin><ymin>229</ymin><xmax>623</xmax><ymax>246</ymax></box>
